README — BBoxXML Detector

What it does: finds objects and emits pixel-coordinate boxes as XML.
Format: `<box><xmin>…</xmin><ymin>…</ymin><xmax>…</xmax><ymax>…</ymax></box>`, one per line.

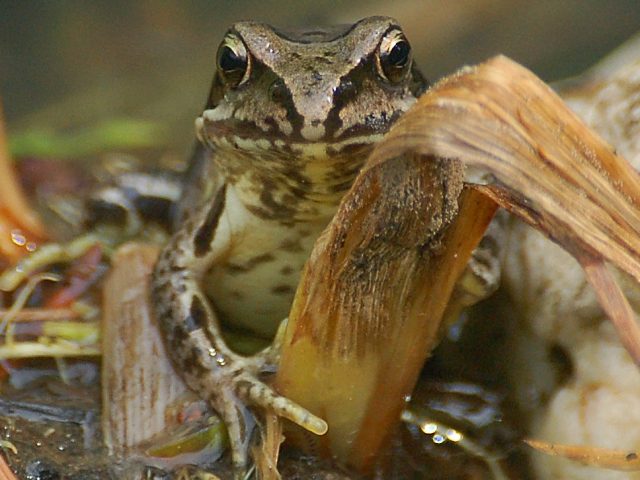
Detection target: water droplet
<box><xmin>446</xmin><ymin>429</ymin><xmax>462</xmax><ymax>442</ymax></box>
<box><xmin>432</xmin><ymin>434</ymin><xmax>445</xmax><ymax>444</ymax></box>
<box><xmin>420</xmin><ymin>422</ymin><xmax>437</xmax><ymax>435</ymax></box>
<box><xmin>10</xmin><ymin>230</ymin><xmax>26</xmax><ymax>247</ymax></box>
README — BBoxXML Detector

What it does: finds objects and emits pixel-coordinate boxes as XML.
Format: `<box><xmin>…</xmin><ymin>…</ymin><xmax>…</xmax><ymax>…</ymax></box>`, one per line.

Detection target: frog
<box><xmin>148</xmin><ymin>16</ymin><xmax>500</xmax><ymax>470</ymax></box>
<box><xmin>148</xmin><ymin>16</ymin><xmax>428</xmax><ymax>468</ymax></box>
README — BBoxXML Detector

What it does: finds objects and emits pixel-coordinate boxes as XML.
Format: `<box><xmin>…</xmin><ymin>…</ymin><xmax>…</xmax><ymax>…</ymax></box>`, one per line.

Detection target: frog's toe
<box><xmin>213</xmin><ymin>386</ymin><xmax>256</xmax><ymax>469</ymax></box>
<box><xmin>236</xmin><ymin>373</ymin><xmax>328</xmax><ymax>435</ymax></box>
<box><xmin>214</xmin><ymin>366</ymin><xmax>327</xmax><ymax>468</ymax></box>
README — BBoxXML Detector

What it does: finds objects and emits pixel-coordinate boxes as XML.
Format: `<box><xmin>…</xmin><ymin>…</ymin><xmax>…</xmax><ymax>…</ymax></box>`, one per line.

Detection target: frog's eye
<box><xmin>377</xmin><ymin>29</ymin><xmax>412</xmax><ymax>84</ymax></box>
<box><xmin>217</xmin><ymin>35</ymin><xmax>250</xmax><ymax>87</ymax></box>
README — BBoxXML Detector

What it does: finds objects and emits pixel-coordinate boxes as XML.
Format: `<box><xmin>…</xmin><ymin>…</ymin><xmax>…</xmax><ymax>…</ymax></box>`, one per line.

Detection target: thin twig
<box><xmin>0</xmin><ymin>308</ymin><xmax>79</xmax><ymax>322</ymax></box>
<box><xmin>525</xmin><ymin>438</ymin><xmax>640</xmax><ymax>471</ymax></box>
<box><xmin>0</xmin><ymin>341</ymin><xmax>100</xmax><ymax>359</ymax></box>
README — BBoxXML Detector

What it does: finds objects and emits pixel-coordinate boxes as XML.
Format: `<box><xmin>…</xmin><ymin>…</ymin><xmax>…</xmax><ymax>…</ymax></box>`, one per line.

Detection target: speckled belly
<box><xmin>203</xmin><ymin>218</ymin><xmax>325</xmax><ymax>338</ymax></box>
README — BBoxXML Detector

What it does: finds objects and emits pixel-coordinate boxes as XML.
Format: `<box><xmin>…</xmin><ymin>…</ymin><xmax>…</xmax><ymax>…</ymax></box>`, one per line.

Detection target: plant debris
<box><xmin>278</xmin><ymin>55</ymin><xmax>640</xmax><ymax>473</ymax></box>
<box><xmin>525</xmin><ymin>439</ymin><xmax>640</xmax><ymax>471</ymax></box>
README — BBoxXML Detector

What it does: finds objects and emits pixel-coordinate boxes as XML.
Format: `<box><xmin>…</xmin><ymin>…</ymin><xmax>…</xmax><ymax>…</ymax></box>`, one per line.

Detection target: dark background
<box><xmin>1</xmin><ymin>1</ymin><xmax>639</xmax><ymax>151</ymax></box>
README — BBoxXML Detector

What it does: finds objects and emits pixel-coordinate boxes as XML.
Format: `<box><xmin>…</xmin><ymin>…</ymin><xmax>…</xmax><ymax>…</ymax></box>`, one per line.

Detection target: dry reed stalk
<box><xmin>277</xmin><ymin>55</ymin><xmax>640</xmax><ymax>472</ymax></box>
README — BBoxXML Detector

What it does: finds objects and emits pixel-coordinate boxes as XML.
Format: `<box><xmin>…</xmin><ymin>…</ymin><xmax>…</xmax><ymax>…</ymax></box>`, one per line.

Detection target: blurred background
<box><xmin>1</xmin><ymin>0</ymin><xmax>640</xmax><ymax>153</ymax></box>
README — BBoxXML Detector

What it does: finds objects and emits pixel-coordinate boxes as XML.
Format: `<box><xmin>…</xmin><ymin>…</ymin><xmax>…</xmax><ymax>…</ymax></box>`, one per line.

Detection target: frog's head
<box><xmin>197</xmin><ymin>16</ymin><xmax>426</xmax><ymax>154</ymax></box>
<box><xmin>196</xmin><ymin>17</ymin><xmax>428</xmax><ymax>217</ymax></box>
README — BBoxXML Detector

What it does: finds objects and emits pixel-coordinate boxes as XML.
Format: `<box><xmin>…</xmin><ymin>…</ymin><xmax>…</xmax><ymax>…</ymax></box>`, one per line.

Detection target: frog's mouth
<box><xmin>196</xmin><ymin>109</ymin><xmax>393</xmax><ymax>161</ymax></box>
<box><xmin>195</xmin><ymin>110</ymin><xmax>380</xmax><ymax>204</ymax></box>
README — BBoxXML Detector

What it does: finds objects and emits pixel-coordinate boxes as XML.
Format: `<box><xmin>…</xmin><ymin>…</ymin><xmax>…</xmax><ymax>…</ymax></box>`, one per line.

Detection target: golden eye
<box><xmin>216</xmin><ymin>34</ymin><xmax>250</xmax><ymax>87</ymax></box>
<box><xmin>377</xmin><ymin>29</ymin><xmax>412</xmax><ymax>83</ymax></box>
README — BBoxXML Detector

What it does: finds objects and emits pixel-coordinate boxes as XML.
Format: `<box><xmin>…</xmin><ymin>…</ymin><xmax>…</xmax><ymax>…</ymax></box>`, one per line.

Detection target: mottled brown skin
<box><xmin>151</xmin><ymin>17</ymin><xmax>429</xmax><ymax>469</ymax></box>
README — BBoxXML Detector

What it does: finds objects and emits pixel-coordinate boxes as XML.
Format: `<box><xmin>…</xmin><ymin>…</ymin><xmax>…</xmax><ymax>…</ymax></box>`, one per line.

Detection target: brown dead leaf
<box><xmin>368</xmin><ymin>55</ymin><xmax>640</xmax><ymax>366</ymax></box>
<box><xmin>278</xmin><ymin>55</ymin><xmax>640</xmax><ymax>472</ymax></box>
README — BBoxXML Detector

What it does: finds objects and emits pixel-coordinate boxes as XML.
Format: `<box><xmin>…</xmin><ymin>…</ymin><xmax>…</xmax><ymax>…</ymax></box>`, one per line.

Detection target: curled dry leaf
<box><xmin>368</xmin><ymin>55</ymin><xmax>640</xmax><ymax>288</ymax></box>
<box><xmin>277</xmin><ymin>55</ymin><xmax>640</xmax><ymax>472</ymax></box>
<box><xmin>525</xmin><ymin>438</ymin><xmax>640</xmax><ymax>472</ymax></box>
<box><xmin>368</xmin><ymin>55</ymin><xmax>640</xmax><ymax>365</ymax></box>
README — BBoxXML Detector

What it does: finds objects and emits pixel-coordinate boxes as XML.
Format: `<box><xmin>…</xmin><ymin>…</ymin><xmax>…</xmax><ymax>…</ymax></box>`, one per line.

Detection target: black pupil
<box><xmin>388</xmin><ymin>41</ymin><xmax>410</xmax><ymax>67</ymax></box>
<box><xmin>220</xmin><ymin>46</ymin><xmax>246</xmax><ymax>72</ymax></box>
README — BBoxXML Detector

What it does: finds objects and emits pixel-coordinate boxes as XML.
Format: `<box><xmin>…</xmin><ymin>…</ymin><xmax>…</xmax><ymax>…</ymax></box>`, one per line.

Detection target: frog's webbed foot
<box><xmin>203</xmin><ymin>350</ymin><xmax>327</xmax><ymax>469</ymax></box>
<box><xmin>216</xmin><ymin>319</ymin><xmax>328</xmax><ymax>468</ymax></box>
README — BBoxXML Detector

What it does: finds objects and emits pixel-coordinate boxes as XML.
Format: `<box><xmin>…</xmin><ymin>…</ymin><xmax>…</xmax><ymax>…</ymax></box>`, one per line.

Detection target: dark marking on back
<box><xmin>233</xmin><ymin>403</ymin><xmax>247</xmax><ymax>440</ymax></box>
<box><xmin>194</xmin><ymin>184</ymin><xmax>227</xmax><ymax>257</ymax></box>
<box><xmin>272</xmin><ymin>23</ymin><xmax>356</xmax><ymax>44</ymax></box>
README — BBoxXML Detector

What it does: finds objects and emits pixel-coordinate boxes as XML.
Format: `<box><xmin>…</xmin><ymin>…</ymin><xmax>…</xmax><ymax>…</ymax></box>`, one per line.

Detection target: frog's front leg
<box><xmin>151</xmin><ymin>184</ymin><xmax>325</xmax><ymax>468</ymax></box>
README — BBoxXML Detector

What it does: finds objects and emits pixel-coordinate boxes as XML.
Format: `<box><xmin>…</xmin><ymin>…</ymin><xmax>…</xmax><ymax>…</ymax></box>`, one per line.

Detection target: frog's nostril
<box><xmin>269</xmin><ymin>80</ymin><xmax>289</xmax><ymax>103</ymax></box>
